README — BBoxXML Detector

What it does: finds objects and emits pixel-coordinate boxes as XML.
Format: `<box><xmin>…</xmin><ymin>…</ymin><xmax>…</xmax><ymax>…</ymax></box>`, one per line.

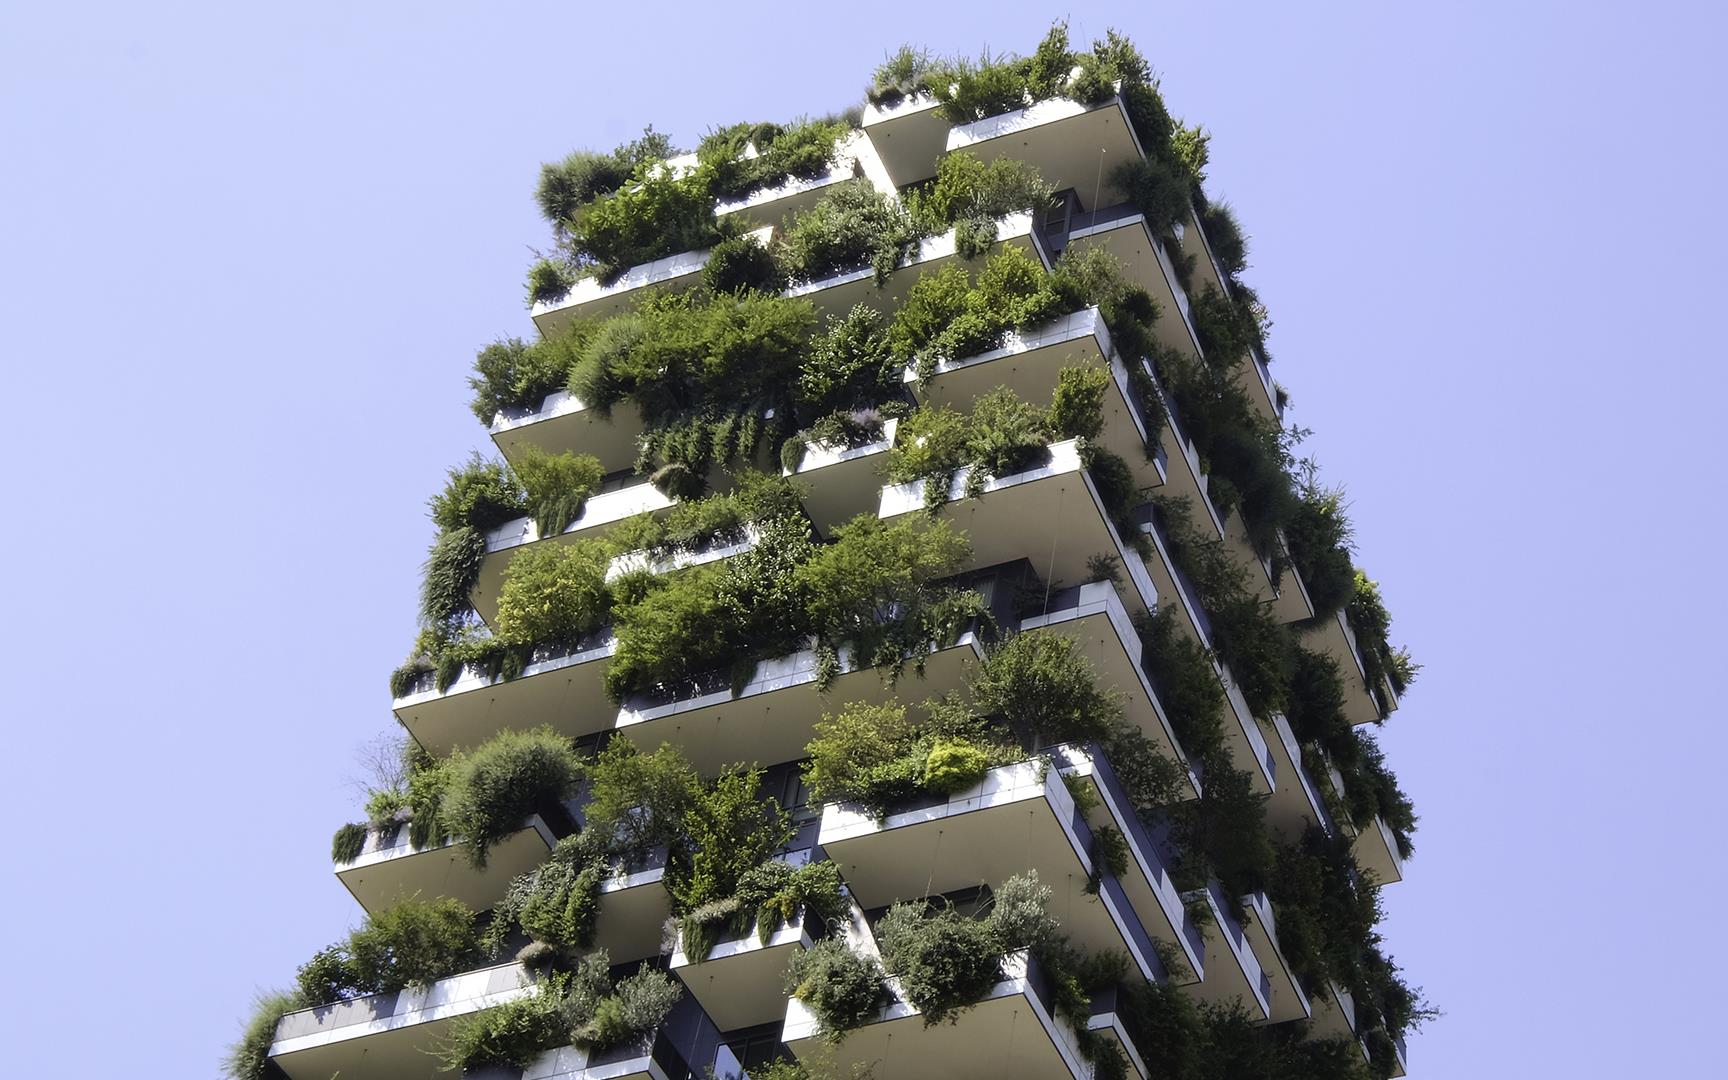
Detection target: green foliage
<box><xmin>1091</xmin><ymin>824</ymin><xmax>1130</xmax><ymax>882</ymax></box>
<box><xmin>893</xmin><ymin>248</ymin><xmax>1064</xmax><ymax>380</ymax></box>
<box><xmin>1111</xmin><ymin>155</ymin><xmax>1192</xmax><ymax>234</ymax></box>
<box><xmin>777</xmin><ymin>179</ymin><xmax>923</xmax><ymax>284</ymax></box>
<box><xmin>1265</xmin><ymin>827</ymin><xmax>1381</xmax><ymax>1000</ymax></box>
<box><xmin>225</xmin><ymin>990</ymin><xmax>305</xmax><ymax>1080</ymax></box>
<box><xmin>1138</xmin><ymin>607</ymin><xmax>1227</xmax><ymax>759</ymax></box>
<box><xmin>887</xmin><ymin>385</ymin><xmax>1062</xmax><ymax>508</ymax></box>
<box><xmin>488</xmin><ymin>832</ymin><xmax>608</xmax><ymax>957</ymax></box>
<box><xmin>906</xmin><ymin>151</ymin><xmax>1053</xmax><ymax>234</ymax></box>
<box><xmin>1166</xmin><ymin>754</ymin><xmax>1272</xmax><ymax>903</ymax></box>
<box><xmin>1188</xmin><ymin>284</ymin><xmax>1267</xmax><ymax>370</ymax></box>
<box><xmin>437</xmin><ymin>972</ymin><xmax>573</xmax><ymax>1072</ymax></box>
<box><xmin>794</xmin><ymin>515</ymin><xmax>978</xmax><ymax>676</ymax></box>
<box><xmin>330</xmin><ymin>822</ymin><xmax>367</xmax><ymax>864</ymax></box>
<box><xmin>581</xmin><ymin>739</ymin><xmax>700</xmax><ymax>858</ymax></box>
<box><xmin>698</xmin><ymin>117</ymin><xmax>848</xmax><ymax>203</ymax></box>
<box><xmin>876</xmin><ymin>900</ymin><xmax>1002</xmax><ymax>1025</ymax></box>
<box><xmin>921</xmin><ymin>739</ymin><xmax>989</xmax><ymax>793</ymax></box>
<box><xmin>868</xmin><ymin>45</ymin><xmax>936</xmax><ymax>106</ymax></box>
<box><xmin>526</xmin><ymin>258</ymin><xmax>575</xmax><ymax>306</ymax></box>
<box><xmin>971</xmin><ymin>631</ymin><xmax>1121</xmax><ymax>747</ymax></box>
<box><xmin>440</xmin><ymin>727</ymin><xmax>583</xmax><ymax>867</ymax></box>
<box><xmin>928</xmin><ymin>23</ymin><xmax>1076</xmax><ymax>122</ymax></box>
<box><xmin>1199</xmin><ymin>201</ymin><xmax>1249</xmax><ymax>281</ymax></box>
<box><xmin>293</xmin><ymin>897</ymin><xmax>479</xmax><ymax>1004</ymax></box>
<box><xmin>1048</xmin><ymin>364</ymin><xmax>1109</xmax><ymax>440</ymax></box>
<box><xmin>1283</xmin><ymin>479</ymin><xmax>1356</xmax><ymax>618</ymax></box>
<box><xmin>1349</xmin><ymin>571</ymin><xmax>1418</xmax><ymax>700</ymax></box>
<box><xmin>429</xmin><ymin>453</ymin><xmax>526</xmax><ymax>533</ymax></box>
<box><xmin>702</xmin><ymin>231</ymin><xmax>785</xmax><ymax>293</ymax></box>
<box><xmin>1082</xmin><ymin>443</ymin><xmax>1151</xmax><ymax>555</ymax></box>
<box><xmin>510</xmin><ymin>446</ymin><xmax>605</xmax><ymax>537</ymax></box>
<box><xmin>798</xmin><ymin>305</ymin><xmax>898</xmax><ymax>417</ymax></box>
<box><xmin>562</xmin><ymin>163</ymin><xmax>721</xmax><ymax>283</ymax></box>
<box><xmin>786</xmin><ymin>938</ymin><xmax>889</xmax><ymax>1042</ymax></box>
<box><xmin>535</xmin><ymin>127</ymin><xmax>673</xmax><ymax>226</ymax></box>
<box><xmin>803</xmin><ymin>700</ymin><xmax>925</xmax><ymax>816</ymax></box>
<box><xmin>469</xmin><ymin>331</ymin><xmax>588</xmax><ymax>424</ymax></box>
<box><xmin>611</xmin><ymin>471</ymin><xmax>804</xmax><ymax>561</ymax></box>
<box><xmin>493</xmin><ymin>539</ymin><xmax>612</xmax><ymax>646</ymax></box>
<box><xmin>668</xmin><ymin>765</ymin><xmax>794</xmax><ymax>913</ymax></box>
<box><xmin>604</xmin><ymin>562</ymin><xmax>730</xmax><ymax>700</ymax></box>
<box><xmin>683</xmin><ymin>858</ymin><xmax>848</xmax><ymax>959</ymax></box>
<box><xmin>419</xmin><ymin>525</ymin><xmax>486</xmax><ymax>628</ymax></box>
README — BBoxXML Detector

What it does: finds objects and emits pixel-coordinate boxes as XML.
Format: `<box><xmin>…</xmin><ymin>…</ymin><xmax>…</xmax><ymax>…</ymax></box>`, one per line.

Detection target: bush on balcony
<box><xmin>582</xmin><ymin>738</ymin><xmax>700</xmax><ymax>857</ymax></box>
<box><xmin>904</xmin><ymin>151</ymin><xmax>1053</xmax><ymax>247</ymax></box>
<box><xmin>1348</xmin><ymin>732</ymin><xmax>1418</xmax><ymax>860</ymax></box>
<box><xmin>535</xmin><ymin>127</ymin><xmax>674</xmax><ymax>229</ymax></box>
<box><xmin>1265</xmin><ymin>826</ymin><xmax>1381</xmax><ymax>999</ymax></box>
<box><xmin>419</xmin><ymin>525</ymin><xmax>488</xmax><ymax>629</ymax></box>
<box><xmin>511</xmin><ymin>446</ymin><xmax>606</xmax><ymax>537</ymax></box>
<box><xmin>439</xmin><ymin>727</ymin><xmax>583</xmax><ymax>867</ymax></box>
<box><xmin>682</xmin><ymin>858</ymin><xmax>847</xmax><ymax>961</ymax></box>
<box><xmin>330</xmin><ymin>822</ymin><xmax>367</xmax><ymax>863</ymax></box>
<box><xmin>971</xmin><ymin>631</ymin><xmax>1122</xmax><ymax>748</ymax></box>
<box><xmin>802</xmin><ymin>698</ymin><xmax>1002</xmax><ymax>818</ymax></box>
<box><xmin>493</xmin><ymin>538</ymin><xmax>612</xmax><ymax>646</ymax></box>
<box><xmin>786</xmin><ymin>937</ymin><xmax>890</xmax><ymax>1042</ymax></box>
<box><xmin>430</xmin><ymin>453</ymin><xmax>527</xmax><ymax>533</ymax></box>
<box><xmin>1199</xmin><ymin>201</ymin><xmax>1249</xmax><ymax>281</ymax></box>
<box><xmin>1349</xmin><ymin>570</ymin><xmax>1419</xmax><ymax>699</ymax></box>
<box><xmin>487</xmin><ymin>831</ymin><xmax>610</xmax><ymax>959</ymax></box>
<box><xmin>702</xmin><ymin>231</ymin><xmax>785</xmax><ymax>293</ymax></box>
<box><xmin>559</xmin><ymin>164</ymin><xmax>723</xmax><ymax>286</ymax></box>
<box><xmin>1111</xmin><ymin>155</ymin><xmax>1193</xmax><ymax>235</ymax></box>
<box><xmin>887</xmin><ymin>383</ymin><xmax>1075</xmax><ymax>509</ymax></box>
<box><xmin>776</xmin><ymin>179</ymin><xmax>923</xmax><ymax>285</ymax></box>
<box><xmin>697</xmin><ymin>117</ymin><xmax>850</xmax><ymax>203</ymax></box>
<box><xmin>292</xmin><ymin>897</ymin><xmax>479</xmax><ymax>1004</ymax></box>
<box><xmin>893</xmin><ymin>248</ymin><xmax>1065</xmax><ymax>381</ymax></box>
<box><xmin>468</xmin><ymin>330</ymin><xmax>589</xmax><ymax>424</ymax></box>
<box><xmin>796</xmin><ymin>304</ymin><xmax>900</xmax><ymax>419</ymax></box>
<box><xmin>224</xmin><ymin>990</ymin><xmax>307</xmax><ymax>1080</ymax></box>
<box><xmin>925</xmin><ymin>23</ymin><xmax>1076</xmax><ymax>122</ymax></box>
<box><xmin>668</xmin><ymin>764</ymin><xmax>794</xmax><ymax>913</ymax></box>
<box><xmin>1283</xmin><ymin>479</ymin><xmax>1357</xmax><ymax>618</ymax></box>
<box><xmin>876</xmin><ymin>899</ymin><xmax>1002</xmax><ymax>1025</ymax></box>
<box><xmin>867</xmin><ymin>44</ymin><xmax>936</xmax><ymax>106</ymax></box>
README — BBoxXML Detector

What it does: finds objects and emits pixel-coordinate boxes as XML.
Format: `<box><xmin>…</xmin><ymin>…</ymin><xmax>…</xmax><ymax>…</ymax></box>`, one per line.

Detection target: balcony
<box><xmin>783</xmin><ymin>417</ymin><xmax>898</xmax><ymax>539</ymax></box>
<box><xmin>1141</xmin><ymin>369</ymin><xmax>1227</xmax><ymax>544</ymax></box>
<box><xmin>1060</xmin><ymin>203</ymin><xmax>1203</xmax><ymax>363</ymax></box>
<box><xmin>1180</xmin><ymin>882</ymin><xmax>1274</xmax><ymax>1022</ymax></box>
<box><xmin>518</xmin><ymin>992</ymin><xmax>730</xmax><ymax>1080</ymax></box>
<box><xmin>879</xmin><ymin>438</ymin><xmax>1158</xmax><ymax>618</ymax></box>
<box><xmin>612</xmin><ymin>630</ymin><xmax>986</xmax><ymax>776</ymax></box>
<box><xmin>1307</xmin><ymin>980</ymin><xmax>1403</xmax><ymax>1076</ymax></box>
<box><xmin>1240</xmin><ymin>891</ymin><xmax>1313</xmax><ymax>1024</ymax></box>
<box><xmin>530</xmin><ymin>225</ymin><xmax>774</xmax><ymax>336</ymax></box>
<box><xmin>1048</xmin><ymin>744</ymin><xmax>1206</xmax><ymax>979</ymax></box>
<box><xmin>1261</xmin><ymin>713</ymin><xmax>1336</xmax><ymax>842</ymax></box>
<box><xmin>671</xmin><ymin>900</ymin><xmax>815</xmax><ymax>1031</ymax></box>
<box><xmin>906</xmin><ymin>307</ymin><xmax>1167</xmax><ymax>490</ymax></box>
<box><xmin>944</xmin><ymin>95</ymin><xmax>1143</xmax><ymax>212</ymax></box>
<box><xmin>1312</xmin><ymin>753</ymin><xmax>1405</xmax><ymax>886</ymax></box>
<box><xmin>1136</xmin><ymin>510</ymin><xmax>1279</xmax><ymax>796</ymax></box>
<box><xmin>392</xmin><ymin>632</ymin><xmax>616</xmax><ymax>756</ymax></box>
<box><xmin>1176</xmin><ymin>210</ymin><xmax>1285</xmax><ymax>425</ymax></box>
<box><xmin>783</xmin><ymin>948</ymin><xmax>1089</xmax><ymax>1080</ymax></box>
<box><xmin>787</xmin><ymin>211</ymin><xmax>1045</xmax><ymax>322</ymax></box>
<box><xmin>714</xmin><ymin>132</ymin><xmax>879</xmax><ymax>231</ymax></box>
<box><xmin>817</xmin><ymin>757</ymin><xmax>1165</xmax><ymax>984</ymax></box>
<box><xmin>490</xmin><ymin>395</ymin><xmax>646</xmax><ymax>478</ymax></box>
<box><xmin>590</xmin><ymin>847</ymin><xmax>676</xmax><ymax>964</ymax></box>
<box><xmin>1023</xmin><ymin>583</ymin><xmax>1197</xmax><ymax>797</ymax></box>
<box><xmin>474</xmin><ymin>480</ymin><xmax>678</xmax><ymax>624</ymax></box>
<box><xmin>269</xmin><ymin>961</ymin><xmax>533</xmax><ymax>1080</ymax></box>
<box><xmin>1084</xmin><ymin>987</ymin><xmax>1152</xmax><ymax>1080</ymax></box>
<box><xmin>860</xmin><ymin>93</ymin><xmax>948</xmax><ymax>188</ymax></box>
<box><xmin>335</xmin><ymin>815</ymin><xmax>561</xmax><ymax>916</ymax></box>
<box><xmin>1301</xmin><ymin>609</ymin><xmax>1390</xmax><ymax>726</ymax></box>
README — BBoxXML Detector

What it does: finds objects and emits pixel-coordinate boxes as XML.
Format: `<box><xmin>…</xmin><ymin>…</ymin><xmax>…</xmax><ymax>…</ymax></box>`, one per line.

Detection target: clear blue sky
<box><xmin>2</xmin><ymin>2</ymin><xmax>1722</xmax><ymax>1076</ymax></box>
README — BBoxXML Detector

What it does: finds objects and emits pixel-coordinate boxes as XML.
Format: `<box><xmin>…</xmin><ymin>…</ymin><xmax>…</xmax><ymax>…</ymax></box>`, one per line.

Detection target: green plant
<box><xmin>292</xmin><ymin>897</ymin><xmax>479</xmax><ymax>1005</ymax></box>
<box><xmin>1349</xmin><ymin>571</ymin><xmax>1418</xmax><ymax>700</ymax></box>
<box><xmin>493</xmin><ymin>538</ymin><xmax>612</xmax><ymax>645</ymax></box>
<box><xmin>224</xmin><ymin>990</ymin><xmax>305</xmax><ymax>1080</ymax></box>
<box><xmin>797</xmin><ymin>305</ymin><xmax>898</xmax><ymax>417</ymax></box>
<box><xmin>697</xmin><ymin>117</ymin><xmax>848</xmax><ymax>203</ymax></box>
<box><xmin>487</xmin><ymin>832</ymin><xmax>609</xmax><ymax>957</ymax></box>
<box><xmin>561</xmin><ymin>163</ymin><xmax>721</xmax><ymax>283</ymax></box>
<box><xmin>330</xmin><ymin>822</ymin><xmax>367</xmax><ymax>863</ymax></box>
<box><xmin>971</xmin><ymin>631</ymin><xmax>1122</xmax><ymax>748</ymax></box>
<box><xmin>1048</xmin><ymin>364</ymin><xmax>1109</xmax><ymax>441</ymax></box>
<box><xmin>585</xmin><ymin>966</ymin><xmax>684</xmax><ymax>1049</ymax></box>
<box><xmin>868</xmin><ymin>45</ymin><xmax>936</xmax><ymax>106</ymax></box>
<box><xmin>468</xmin><ymin>331</ymin><xmax>588</xmax><ymax>424</ymax></box>
<box><xmin>1091</xmin><ymin>824</ymin><xmax>1130</xmax><ymax>881</ymax></box>
<box><xmin>419</xmin><ymin>525</ymin><xmax>486</xmax><ymax>628</ymax></box>
<box><xmin>440</xmin><ymin>727</ymin><xmax>583</xmax><ymax>867</ymax></box>
<box><xmin>668</xmin><ymin>765</ymin><xmax>794</xmax><ymax>913</ymax></box>
<box><xmin>510</xmin><ymin>446</ymin><xmax>605</xmax><ymax>537</ymax></box>
<box><xmin>536</xmin><ymin>127</ymin><xmax>674</xmax><ymax>227</ymax></box>
<box><xmin>875</xmin><ymin>900</ymin><xmax>1002</xmax><ymax>1025</ymax></box>
<box><xmin>682</xmin><ymin>858</ymin><xmax>849</xmax><ymax>960</ymax></box>
<box><xmin>921</xmin><ymin>738</ymin><xmax>989</xmax><ymax>793</ymax></box>
<box><xmin>580</xmin><ymin>739</ymin><xmax>699</xmax><ymax>857</ymax></box>
<box><xmin>777</xmin><ymin>179</ymin><xmax>923</xmax><ymax>284</ymax></box>
<box><xmin>803</xmin><ymin>700</ymin><xmax>925</xmax><ymax>815</ymax></box>
<box><xmin>702</xmin><ymin>231</ymin><xmax>785</xmax><ymax>293</ymax></box>
<box><xmin>430</xmin><ymin>453</ymin><xmax>526</xmax><ymax>533</ymax></box>
<box><xmin>906</xmin><ymin>150</ymin><xmax>1053</xmax><ymax>234</ymax></box>
<box><xmin>437</xmin><ymin>973</ymin><xmax>572</xmax><ymax>1072</ymax></box>
<box><xmin>527</xmin><ymin>258</ymin><xmax>575</xmax><ymax>306</ymax></box>
<box><xmin>786</xmin><ymin>938</ymin><xmax>889</xmax><ymax>1042</ymax></box>
<box><xmin>1199</xmin><ymin>201</ymin><xmax>1249</xmax><ymax>280</ymax></box>
<box><xmin>1111</xmin><ymin>155</ymin><xmax>1191</xmax><ymax>234</ymax></box>
<box><xmin>1283</xmin><ymin>477</ymin><xmax>1356</xmax><ymax>618</ymax></box>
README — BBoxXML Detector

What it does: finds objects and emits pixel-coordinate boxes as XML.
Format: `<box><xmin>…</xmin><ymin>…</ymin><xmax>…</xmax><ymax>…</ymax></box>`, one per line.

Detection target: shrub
<box><xmin>419</xmin><ymin>524</ymin><xmax>487</xmax><ymax>628</ymax></box>
<box><xmin>786</xmin><ymin>938</ymin><xmax>889</xmax><ymax>1042</ymax></box>
<box><xmin>702</xmin><ymin>232</ymin><xmax>784</xmax><ymax>293</ymax></box>
<box><xmin>798</xmin><ymin>305</ymin><xmax>898</xmax><ymax>417</ymax></box>
<box><xmin>868</xmin><ymin>45</ymin><xmax>936</xmax><ymax>106</ymax></box>
<box><xmin>493</xmin><ymin>539</ymin><xmax>612</xmax><ymax>646</ymax></box>
<box><xmin>535</xmin><ymin>127</ymin><xmax>673</xmax><ymax>226</ymax></box>
<box><xmin>668</xmin><ymin>766</ymin><xmax>794</xmax><ymax>913</ymax></box>
<box><xmin>922</xmin><ymin>739</ymin><xmax>989</xmax><ymax>793</ymax></box>
<box><xmin>437</xmin><ymin>975</ymin><xmax>570</xmax><ymax>1072</ymax></box>
<box><xmin>803</xmin><ymin>700</ymin><xmax>923</xmax><ymax>815</ymax></box>
<box><xmin>907</xmin><ymin>151</ymin><xmax>1053</xmax><ymax>233</ymax></box>
<box><xmin>1349</xmin><ymin>571</ymin><xmax>1418</xmax><ymax>699</ymax></box>
<box><xmin>440</xmin><ymin>727</ymin><xmax>583</xmax><ymax>866</ymax></box>
<box><xmin>429</xmin><ymin>454</ymin><xmax>526</xmax><ymax>533</ymax></box>
<box><xmin>777</xmin><ymin>179</ymin><xmax>922</xmax><ymax>284</ymax></box>
<box><xmin>345</xmin><ymin>897</ymin><xmax>480</xmax><ymax>994</ymax></box>
<box><xmin>468</xmin><ymin>332</ymin><xmax>586</xmax><ymax>424</ymax></box>
<box><xmin>1111</xmin><ymin>156</ymin><xmax>1192</xmax><ymax>234</ymax></box>
<box><xmin>971</xmin><ymin>632</ymin><xmax>1121</xmax><ymax>747</ymax></box>
<box><xmin>1048</xmin><ymin>364</ymin><xmax>1108</xmax><ymax>441</ymax></box>
<box><xmin>1199</xmin><ymin>201</ymin><xmax>1249</xmax><ymax>280</ymax></box>
<box><xmin>580</xmin><ymin>739</ymin><xmax>699</xmax><ymax>857</ymax></box>
<box><xmin>330</xmin><ymin>822</ymin><xmax>367</xmax><ymax>864</ymax></box>
<box><xmin>224</xmin><ymin>990</ymin><xmax>304</xmax><ymax>1080</ymax></box>
<box><xmin>487</xmin><ymin>832</ymin><xmax>608</xmax><ymax>956</ymax></box>
<box><xmin>563</xmin><ymin>165</ymin><xmax>720</xmax><ymax>283</ymax></box>
<box><xmin>526</xmin><ymin>258</ymin><xmax>574</xmax><ymax>306</ymax></box>
<box><xmin>698</xmin><ymin>117</ymin><xmax>848</xmax><ymax>202</ymax></box>
<box><xmin>510</xmin><ymin>446</ymin><xmax>605</xmax><ymax>537</ymax></box>
<box><xmin>1283</xmin><ymin>480</ymin><xmax>1356</xmax><ymax>618</ymax></box>
<box><xmin>604</xmin><ymin>564</ymin><xmax>728</xmax><ymax>700</ymax></box>
<box><xmin>876</xmin><ymin>900</ymin><xmax>1002</xmax><ymax>1025</ymax></box>
<box><xmin>587</xmin><ymin>967</ymin><xmax>683</xmax><ymax>1049</ymax></box>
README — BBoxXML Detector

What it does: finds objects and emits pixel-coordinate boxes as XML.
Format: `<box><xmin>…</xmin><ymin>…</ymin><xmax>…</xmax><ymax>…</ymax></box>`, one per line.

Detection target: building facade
<box><xmin>231</xmin><ymin>25</ymin><xmax>1423</xmax><ymax>1080</ymax></box>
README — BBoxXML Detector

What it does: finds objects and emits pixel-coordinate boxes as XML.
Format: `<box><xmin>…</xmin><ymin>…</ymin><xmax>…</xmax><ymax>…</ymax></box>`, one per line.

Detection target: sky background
<box><xmin>2</xmin><ymin>1</ymin><xmax>1724</xmax><ymax>1076</ymax></box>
